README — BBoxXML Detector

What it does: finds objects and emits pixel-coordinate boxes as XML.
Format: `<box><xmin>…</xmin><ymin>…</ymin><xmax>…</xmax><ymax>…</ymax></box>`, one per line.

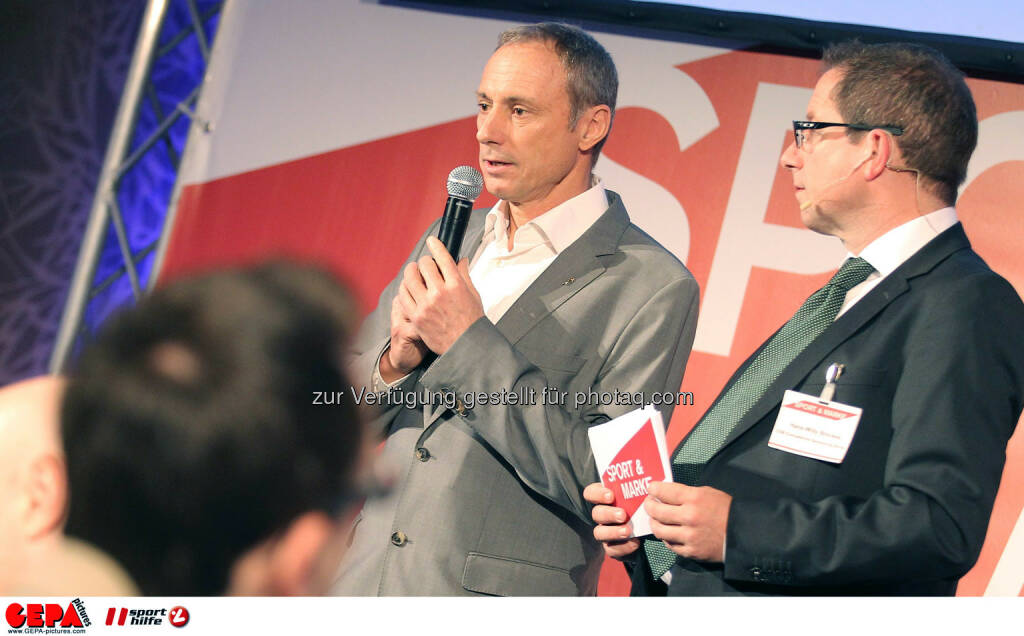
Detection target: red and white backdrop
<box><xmin>157</xmin><ymin>1</ymin><xmax>1024</xmax><ymax>596</ymax></box>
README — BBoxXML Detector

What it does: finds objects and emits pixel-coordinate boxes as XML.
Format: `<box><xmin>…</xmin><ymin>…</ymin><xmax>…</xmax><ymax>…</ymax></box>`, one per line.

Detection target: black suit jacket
<box><xmin>632</xmin><ymin>223</ymin><xmax>1024</xmax><ymax>595</ymax></box>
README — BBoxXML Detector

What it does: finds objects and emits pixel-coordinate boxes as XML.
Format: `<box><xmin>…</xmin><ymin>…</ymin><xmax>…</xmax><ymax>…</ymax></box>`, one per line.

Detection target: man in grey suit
<box><xmin>333</xmin><ymin>23</ymin><xmax>699</xmax><ymax>596</ymax></box>
<box><xmin>587</xmin><ymin>41</ymin><xmax>1024</xmax><ymax>595</ymax></box>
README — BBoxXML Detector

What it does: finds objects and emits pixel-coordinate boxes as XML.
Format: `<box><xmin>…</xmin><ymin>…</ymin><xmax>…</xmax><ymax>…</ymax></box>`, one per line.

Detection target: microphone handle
<box><xmin>437</xmin><ymin>196</ymin><xmax>474</xmax><ymax>259</ymax></box>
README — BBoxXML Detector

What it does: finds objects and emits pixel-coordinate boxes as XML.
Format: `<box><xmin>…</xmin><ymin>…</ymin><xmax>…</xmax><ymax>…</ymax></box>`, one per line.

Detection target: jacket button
<box><xmin>390</xmin><ymin>531</ymin><xmax>408</xmax><ymax>547</ymax></box>
<box><xmin>415</xmin><ymin>447</ymin><xmax>430</xmax><ymax>462</ymax></box>
<box><xmin>750</xmin><ymin>567</ymin><xmax>763</xmax><ymax>580</ymax></box>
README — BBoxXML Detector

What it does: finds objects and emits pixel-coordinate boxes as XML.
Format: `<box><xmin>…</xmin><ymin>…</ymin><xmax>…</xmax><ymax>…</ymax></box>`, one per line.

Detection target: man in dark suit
<box><xmin>586</xmin><ymin>41</ymin><xmax>1024</xmax><ymax>595</ymax></box>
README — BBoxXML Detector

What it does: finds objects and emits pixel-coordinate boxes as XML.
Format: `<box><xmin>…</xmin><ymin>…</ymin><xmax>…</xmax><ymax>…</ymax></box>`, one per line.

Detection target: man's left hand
<box><xmin>645</xmin><ymin>481</ymin><xmax>732</xmax><ymax>563</ymax></box>
<box><xmin>402</xmin><ymin>236</ymin><xmax>485</xmax><ymax>355</ymax></box>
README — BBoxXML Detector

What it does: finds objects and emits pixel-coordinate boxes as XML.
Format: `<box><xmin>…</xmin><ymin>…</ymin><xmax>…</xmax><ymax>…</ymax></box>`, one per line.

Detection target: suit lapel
<box><xmin>704</xmin><ymin>224</ymin><xmax>972</xmax><ymax>461</ymax></box>
<box><xmin>493</xmin><ymin>191</ymin><xmax>628</xmax><ymax>345</ymax></box>
<box><xmin>422</xmin><ymin>191</ymin><xmax>630</xmax><ymax>427</ymax></box>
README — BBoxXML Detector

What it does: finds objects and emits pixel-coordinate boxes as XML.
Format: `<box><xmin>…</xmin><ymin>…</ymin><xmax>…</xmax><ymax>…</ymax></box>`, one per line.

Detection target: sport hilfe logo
<box><xmin>105</xmin><ymin>606</ymin><xmax>189</xmax><ymax>628</ymax></box>
<box><xmin>168</xmin><ymin>606</ymin><xmax>189</xmax><ymax>628</ymax></box>
<box><xmin>5</xmin><ymin>599</ymin><xmax>90</xmax><ymax>629</ymax></box>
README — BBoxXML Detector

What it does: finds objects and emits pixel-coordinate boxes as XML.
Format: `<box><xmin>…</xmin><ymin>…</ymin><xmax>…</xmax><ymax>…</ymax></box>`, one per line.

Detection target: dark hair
<box><xmin>498</xmin><ymin>22</ymin><xmax>618</xmax><ymax>163</ymax></box>
<box><xmin>61</xmin><ymin>263</ymin><xmax>362</xmax><ymax>595</ymax></box>
<box><xmin>822</xmin><ymin>41</ymin><xmax>977</xmax><ymax>204</ymax></box>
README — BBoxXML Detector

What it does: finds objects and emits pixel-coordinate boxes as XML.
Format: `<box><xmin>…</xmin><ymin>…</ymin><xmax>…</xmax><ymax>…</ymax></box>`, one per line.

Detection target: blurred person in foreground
<box><xmin>586</xmin><ymin>41</ymin><xmax>1024</xmax><ymax>595</ymax></box>
<box><xmin>0</xmin><ymin>375</ymin><xmax>136</xmax><ymax>594</ymax></box>
<box><xmin>61</xmin><ymin>263</ymin><xmax>369</xmax><ymax>595</ymax></box>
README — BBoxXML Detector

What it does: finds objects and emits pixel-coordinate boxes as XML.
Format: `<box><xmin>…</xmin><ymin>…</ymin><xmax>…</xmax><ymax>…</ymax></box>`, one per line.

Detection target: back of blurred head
<box><xmin>61</xmin><ymin>262</ymin><xmax>364</xmax><ymax>595</ymax></box>
<box><xmin>0</xmin><ymin>375</ymin><xmax>138</xmax><ymax>595</ymax></box>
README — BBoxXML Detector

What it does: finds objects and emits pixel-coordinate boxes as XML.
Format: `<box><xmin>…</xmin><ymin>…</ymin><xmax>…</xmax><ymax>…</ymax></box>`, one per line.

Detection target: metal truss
<box><xmin>49</xmin><ymin>0</ymin><xmax>222</xmax><ymax>373</ymax></box>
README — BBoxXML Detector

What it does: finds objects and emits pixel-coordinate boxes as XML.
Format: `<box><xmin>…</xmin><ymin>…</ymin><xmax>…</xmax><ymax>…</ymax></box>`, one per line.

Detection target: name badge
<box><xmin>768</xmin><ymin>364</ymin><xmax>861</xmax><ymax>463</ymax></box>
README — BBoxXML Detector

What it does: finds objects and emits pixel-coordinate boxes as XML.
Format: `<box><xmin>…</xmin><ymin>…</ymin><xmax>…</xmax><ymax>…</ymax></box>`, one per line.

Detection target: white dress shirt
<box><xmin>838</xmin><ymin>207</ymin><xmax>959</xmax><ymax>318</ymax></box>
<box><xmin>470</xmin><ymin>179</ymin><xmax>609</xmax><ymax>322</ymax></box>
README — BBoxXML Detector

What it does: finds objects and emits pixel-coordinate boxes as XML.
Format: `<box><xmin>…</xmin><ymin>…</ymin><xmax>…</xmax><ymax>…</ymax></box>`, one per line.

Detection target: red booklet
<box><xmin>588</xmin><ymin>406</ymin><xmax>672</xmax><ymax>537</ymax></box>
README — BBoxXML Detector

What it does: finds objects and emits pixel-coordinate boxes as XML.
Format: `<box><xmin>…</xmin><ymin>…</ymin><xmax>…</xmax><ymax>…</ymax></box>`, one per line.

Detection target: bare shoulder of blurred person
<box><xmin>17</xmin><ymin>537</ymin><xmax>139</xmax><ymax>596</ymax></box>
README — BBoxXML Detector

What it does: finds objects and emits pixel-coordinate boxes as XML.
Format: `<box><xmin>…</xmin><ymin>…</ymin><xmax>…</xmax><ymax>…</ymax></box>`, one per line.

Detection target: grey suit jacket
<box><xmin>333</xmin><ymin>191</ymin><xmax>699</xmax><ymax>595</ymax></box>
<box><xmin>629</xmin><ymin>223</ymin><xmax>1024</xmax><ymax>595</ymax></box>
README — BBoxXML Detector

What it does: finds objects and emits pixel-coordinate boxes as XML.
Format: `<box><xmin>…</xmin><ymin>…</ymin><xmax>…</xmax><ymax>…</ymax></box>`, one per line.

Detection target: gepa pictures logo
<box><xmin>5</xmin><ymin>598</ymin><xmax>90</xmax><ymax>631</ymax></box>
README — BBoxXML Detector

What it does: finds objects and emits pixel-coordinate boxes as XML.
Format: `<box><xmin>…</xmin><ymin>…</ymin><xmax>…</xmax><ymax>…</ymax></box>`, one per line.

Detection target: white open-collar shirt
<box><xmin>470</xmin><ymin>178</ymin><xmax>609</xmax><ymax>322</ymax></box>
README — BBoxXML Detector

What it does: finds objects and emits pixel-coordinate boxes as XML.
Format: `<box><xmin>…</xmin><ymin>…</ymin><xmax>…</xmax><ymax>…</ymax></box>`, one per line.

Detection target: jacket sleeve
<box><xmin>346</xmin><ymin>218</ymin><xmax>442</xmax><ymax>435</ymax></box>
<box><xmin>420</xmin><ymin>274</ymin><xmax>700</xmax><ymax>522</ymax></box>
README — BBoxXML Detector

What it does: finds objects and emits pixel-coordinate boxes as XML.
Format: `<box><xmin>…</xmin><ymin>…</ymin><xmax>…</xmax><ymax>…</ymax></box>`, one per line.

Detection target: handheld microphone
<box><xmin>437</xmin><ymin>166</ymin><xmax>484</xmax><ymax>259</ymax></box>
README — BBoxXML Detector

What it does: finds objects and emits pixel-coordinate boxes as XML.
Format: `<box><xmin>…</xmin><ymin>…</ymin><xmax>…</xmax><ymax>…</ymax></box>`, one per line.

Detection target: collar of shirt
<box><xmin>836</xmin><ymin>206</ymin><xmax>958</xmax><ymax>319</ymax></box>
<box><xmin>470</xmin><ymin>177</ymin><xmax>609</xmax><ymax>323</ymax></box>
<box><xmin>476</xmin><ymin>177</ymin><xmax>609</xmax><ymax>262</ymax></box>
<box><xmin>852</xmin><ymin>206</ymin><xmax>959</xmax><ymax>276</ymax></box>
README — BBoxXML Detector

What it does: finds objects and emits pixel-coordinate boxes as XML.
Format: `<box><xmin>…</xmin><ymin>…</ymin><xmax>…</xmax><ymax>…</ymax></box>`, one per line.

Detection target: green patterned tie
<box><xmin>644</xmin><ymin>257</ymin><xmax>874</xmax><ymax>580</ymax></box>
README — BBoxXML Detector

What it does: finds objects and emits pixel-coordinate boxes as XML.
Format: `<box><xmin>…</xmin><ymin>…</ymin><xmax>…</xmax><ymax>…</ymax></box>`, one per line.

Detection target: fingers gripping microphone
<box><xmin>437</xmin><ymin>166</ymin><xmax>484</xmax><ymax>259</ymax></box>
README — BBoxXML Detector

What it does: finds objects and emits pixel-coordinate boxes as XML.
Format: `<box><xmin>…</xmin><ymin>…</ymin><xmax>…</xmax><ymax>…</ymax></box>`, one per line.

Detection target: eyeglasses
<box><xmin>792</xmin><ymin>120</ymin><xmax>904</xmax><ymax>149</ymax></box>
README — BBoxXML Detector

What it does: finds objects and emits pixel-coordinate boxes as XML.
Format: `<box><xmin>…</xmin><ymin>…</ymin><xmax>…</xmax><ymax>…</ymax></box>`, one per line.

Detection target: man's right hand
<box><xmin>379</xmin><ymin>272</ymin><xmax>430</xmax><ymax>383</ymax></box>
<box><xmin>583</xmin><ymin>483</ymin><xmax>641</xmax><ymax>560</ymax></box>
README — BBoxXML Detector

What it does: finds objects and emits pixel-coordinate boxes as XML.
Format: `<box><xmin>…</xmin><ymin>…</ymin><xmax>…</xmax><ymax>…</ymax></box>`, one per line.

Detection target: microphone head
<box><xmin>446</xmin><ymin>166</ymin><xmax>484</xmax><ymax>202</ymax></box>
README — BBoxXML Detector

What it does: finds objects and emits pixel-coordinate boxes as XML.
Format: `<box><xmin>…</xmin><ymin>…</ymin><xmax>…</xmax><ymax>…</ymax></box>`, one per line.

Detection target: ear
<box><xmin>22</xmin><ymin>455</ymin><xmax>68</xmax><ymax>541</ymax></box>
<box><xmin>266</xmin><ymin>511</ymin><xmax>337</xmax><ymax>595</ymax></box>
<box><xmin>862</xmin><ymin>129</ymin><xmax>895</xmax><ymax>181</ymax></box>
<box><xmin>576</xmin><ymin>104</ymin><xmax>612</xmax><ymax>153</ymax></box>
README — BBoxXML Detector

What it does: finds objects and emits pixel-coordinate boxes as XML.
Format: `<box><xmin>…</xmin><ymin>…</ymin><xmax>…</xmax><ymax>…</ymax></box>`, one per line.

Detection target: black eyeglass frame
<box><xmin>792</xmin><ymin>120</ymin><xmax>904</xmax><ymax>148</ymax></box>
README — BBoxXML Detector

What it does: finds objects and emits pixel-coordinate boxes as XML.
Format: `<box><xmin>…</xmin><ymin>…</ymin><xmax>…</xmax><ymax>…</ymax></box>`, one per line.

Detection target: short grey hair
<box><xmin>498</xmin><ymin>23</ymin><xmax>618</xmax><ymax>163</ymax></box>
